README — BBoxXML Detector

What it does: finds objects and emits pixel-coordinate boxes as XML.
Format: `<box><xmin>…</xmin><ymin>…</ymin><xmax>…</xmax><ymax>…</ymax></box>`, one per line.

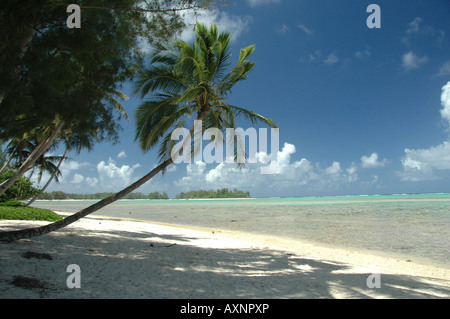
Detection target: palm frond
<box><xmin>219</xmin><ymin>103</ymin><xmax>277</xmax><ymax>128</ymax></box>
<box><xmin>104</xmin><ymin>89</ymin><xmax>129</xmax><ymax>121</ymax></box>
<box><xmin>217</xmin><ymin>55</ymin><xmax>256</xmax><ymax>95</ymax></box>
<box><xmin>133</xmin><ymin>65</ymin><xmax>187</xmax><ymax>98</ymax></box>
<box><xmin>132</xmin><ymin>23</ymin><xmax>276</xmax><ymax>164</ymax></box>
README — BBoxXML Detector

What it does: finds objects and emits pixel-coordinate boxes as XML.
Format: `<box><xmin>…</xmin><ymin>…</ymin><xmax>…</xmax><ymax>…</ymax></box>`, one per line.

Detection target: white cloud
<box><xmin>346</xmin><ymin>162</ymin><xmax>358</xmax><ymax>182</ymax></box>
<box><xmin>406</xmin><ymin>17</ymin><xmax>422</xmax><ymax>35</ymax></box>
<box><xmin>361</xmin><ymin>153</ymin><xmax>387</xmax><ymax>168</ymax></box>
<box><xmin>71</xmin><ymin>173</ymin><xmax>85</xmax><ymax>184</ymax></box>
<box><xmin>37</xmin><ymin>155</ymin><xmax>144</xmax><ymax>193</ymax></box>
<box><xmin>96</xmin><ymin>158</ymin><xmax>141</xmax><ymax>191</ymax></box>
<box><xmin>117</xmin><ymin>151</ymin><xmax>127</xmax><ymax>159</ymax></box>
<box><xmin>277</xmin><ymin>23</ymin><xmax>289</xmax><ymax>35</ymax></box>
<box><xmin>300</xmin><ymin>49</ymin><xmax>321</xmax><ymax>63</ymax></box>
<box><xmin>60</xmin><ymin>160</ymin><xmax>89</xmax><ymax>173</ymax></box>
<box><xmin>403</xmin><ymin>142</ymin><xmax>450</xmax><ymax>170</ymax></box>
<box><xmin>438</xmin><ymin>60</ymin><xmax>450</xmax><ymax>77</ymax></box>
<box><xmin>401</xmin><ymin>51</ymin><xmax>428</xmax><ymax>71</ymax></box>
<box><xmin>246</xmin><ymin>0</ymin><xmax>281</xmax><ymax>7</ymax></box>
<box><xmin>297</xmin><ymin>24</ymin><xmax>314</xmax><ymax>36</ymax></box>
<box><xmin>400</xmin><ymin>82</ymin><xmax>450</xmax><ymax>181</ymax></box>
<box><xmin>179</xmin><ymin>11</ymin><xmax>253</xmax><ymax>43</ymax></box>
<box><xmin>325</xmin><ymin>161</ymin><xmax>342</xmax><ymax>175</ymax></box>
<box><xmin>355</xmin><ymin>47</ymin><xmax>371</xmax><ymax>58</ymax></box>
<box><xmin>54</xmin><ymin>160</ymin><xmax>90</xmax><ymax>184</ymax></box>
<box><xmin>174</xmin><ymin>142</ymin><xmax>362</xmax><ymax>194</ymax></box>
<box><xmin>401</xmin><ymin>142</ymin><xmax>450</xmax><ymax>181</ymax></box>
<box><xmin>402</xmin><ymin>17</ymin><xmax>445</xmax><ymax>46</ymax></box>
<box><xmin>324</xmin><ymin>53</ymin><xmax>339</xmax><ymax>65</ymax></box>
<box><xmin>441</xmin><ymin>81</ymin><xmax>450</xmax><ymax>125</ymax></box>
<box><xmin>86</xmin><ymin>177</ymin><xmax>99</xmax><ymax>188</ymax></box>
<box><xmin>402</xmin><ymin>17</ymin><xmax>422</xmax><ymax>46</ymax></box>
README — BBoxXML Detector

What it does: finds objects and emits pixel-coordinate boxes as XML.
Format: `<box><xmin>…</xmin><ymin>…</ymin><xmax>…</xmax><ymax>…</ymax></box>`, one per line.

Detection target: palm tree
<box><xmin>0</xmin><ymin>137</ymin><xmax>68</xmax><ymax>205</ymax></box>
<box><xmin>0</xmin><ymin>137</ymin><xmax>27</xmax><ymax>175</ymax></box>
<box><xmin>134</xmin><ymin>23</ymin><xmax>275</xmax><ymax>164</ymax></box>
<box><xmin>0</xmin><ymin>88</ymin><xmax>128</xmax><ymax>197</ymax></box>
<box><xmin>25</xmin><ymin>148</ymin><xmax>69</xmax><ymax>207</ymax></box>
<box><xmin>0</xmin><ymin>119</ymin><xmax>65</xmax><ymax>197</ymax></box>
<box><xmin>0</xmin><ymin>23</ymin><xmax>276</xmax><ymax>242</ymax></box>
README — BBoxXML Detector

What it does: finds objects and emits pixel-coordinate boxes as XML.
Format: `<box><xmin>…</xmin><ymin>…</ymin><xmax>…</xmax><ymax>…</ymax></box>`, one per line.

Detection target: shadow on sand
<box><xmin>0</xmin><ymin>219</ymin><xmax>449</xmax><ymax>299</ymax></box>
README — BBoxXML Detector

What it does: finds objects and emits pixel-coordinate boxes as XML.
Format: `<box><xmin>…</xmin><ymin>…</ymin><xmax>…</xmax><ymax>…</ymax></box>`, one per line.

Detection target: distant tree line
<box><xmin>176</xmin><ymin>188</ymin><xmax>250</xmax><ymax>199</ymax></box>
<box><xmin>37</xmin><ymin>188</ymin><xmax>251</xmax><ymax>200</ymax></box>
<box><xmin>39</xmin><ymin>191</ymin><xmax>169</xmax><ymax>200</ymax></box>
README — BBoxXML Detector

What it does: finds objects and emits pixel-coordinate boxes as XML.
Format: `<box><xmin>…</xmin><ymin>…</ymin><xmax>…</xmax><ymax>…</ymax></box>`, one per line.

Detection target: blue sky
<box><xmin>37</xmin><ymin>0</ymin><xmax>450</xmax><ymax>197</ymax></box>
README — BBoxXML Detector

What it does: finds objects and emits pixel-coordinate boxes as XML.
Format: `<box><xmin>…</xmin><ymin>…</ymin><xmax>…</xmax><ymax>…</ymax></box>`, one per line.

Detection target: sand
<box><xmin>0</xmin><ymin>212</ymin><xmax>449</xmax><ymax>299</ymax></box>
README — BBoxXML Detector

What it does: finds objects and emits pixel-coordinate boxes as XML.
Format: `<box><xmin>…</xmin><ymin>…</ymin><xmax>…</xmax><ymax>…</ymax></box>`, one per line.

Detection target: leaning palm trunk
<box><xmin>0</xmin><ymin>118</ymin><xmax>202</xmax><ymax>242</ymax></box>
<box><xmin>0</xmin><ymin>141</ymin><xmax>17</xmax><ymax>175</ymax></box>
<box><xmin>0</xmin><ymin>23</ymin><xmax>275</xmax><ymax>242</ymax></box>
<box><xmin>0</xmin><ymin>120</ymin><xmax>64</xmax><ymax>197</ymax></box>
<box><xmin>0</xmin><ymin>159</ymin><xmax>173</xmax><ymax>242</ymax></box>
<box><xmin>25</xmin><ymin>148</ymin><xmax>68</xmax><ymax>207</ymax></box>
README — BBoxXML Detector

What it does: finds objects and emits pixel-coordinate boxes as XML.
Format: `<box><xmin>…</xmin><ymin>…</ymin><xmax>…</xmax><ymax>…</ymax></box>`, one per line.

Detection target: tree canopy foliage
<box><xmin>0</xmin><ymin>170</ymin><xmax>39</xmax><ymax>202</ymax></box>
<box><xmin>0</xmin><ymin>0</ymin><xmax>218</xmax><ymax>198</ymax></box>
<box><xmin>176</xmin><ymin>188</ymin><xmax>250</xmax><ymax>199</ymax></box>
<box><xmin>37</xmin><ymin>188</ymin><xmax>249</xmax><ymax>199</ymax></box>
<box><xmin>38</xmin><ymin>191</ymin><xmax>169</xmax><ymax>200</ymax></box>
<box><xmin>0</xmin><ymin>19</ymin><xmax>273</xmax><ymax>242</ymax></box>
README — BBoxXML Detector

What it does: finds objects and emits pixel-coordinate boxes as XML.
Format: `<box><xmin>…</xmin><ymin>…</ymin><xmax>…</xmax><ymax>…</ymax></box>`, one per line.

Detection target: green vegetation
<box><xmin>0</xmin><ymin>170</ymin><xmax>40</xmax><ymax>202</ymax></box>
<box><xmin>0</xmin><ymin>201</ymin><xmax>63</xmax><ymax>222</ymax></box>
<box><xmin>0</xmin><ymin>1</ymin><xmax>218</xmax><ymax>198</ymax></box>
<box><xmin>176</xmin><ymin>188</ymin><xmax>250</xmax><ymax>199</ymax></box>
<box><xmin>148</xmin><ymin>192</ymin><xmax>170</xmax><ymax>200</ymax></box>
<box><xmin>36</xmin><ymin>189</ymin><xmax>250</xmax><ymax>200</ymax></box>
<box><xmin>0</xmin><ymin>20</ymin><xmax>275</xmax><ymax>241</ymax></box>
<box><xmin>0</xmin><ymin>170</ymin><xmax>61</xmax><ymax>222</ymax></box>
<box><xmin>38</xmin><ymin>191</ymin><xmax>169</xmax><ymax>200</ymax></box>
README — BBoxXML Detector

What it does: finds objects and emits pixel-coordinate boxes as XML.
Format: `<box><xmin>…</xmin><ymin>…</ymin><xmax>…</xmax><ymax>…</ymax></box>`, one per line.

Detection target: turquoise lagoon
<box><xmin>32</xmin><ymin>193</ymin><xmax>450</xmax><ymax>268</ymax></box>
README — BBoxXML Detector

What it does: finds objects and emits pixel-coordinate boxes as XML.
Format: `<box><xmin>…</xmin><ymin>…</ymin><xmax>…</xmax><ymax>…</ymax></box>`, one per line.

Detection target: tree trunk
<box><xmin>0</xmin><ymin>116</ymin><xmax>204</xmax><ymax>242</ymax></box>
<box><xmin>0</xmin><ymin>120</ymin><xmax>64</xmax><ymax>197</ymax></box>
<box><xmin>0</xmin><ymin>158</ymin><xmax>173</xmax><ymax>242</ymax></box>
<box><xmin>0</xmin><ymin>140</ymin><xmax>16</xmax><ymax>176</ymax></box>
<box><xmin>25</xmin><ymin>148</ymin><xmax>68</xmax><ymax>207</ymax></box>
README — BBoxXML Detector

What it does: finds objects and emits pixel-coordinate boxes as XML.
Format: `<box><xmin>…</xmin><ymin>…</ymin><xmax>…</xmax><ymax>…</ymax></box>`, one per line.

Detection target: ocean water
<box><xmin>31</xmin><ymin>193</ymin><xmax>450</xmax><ymax>268</ymax></box>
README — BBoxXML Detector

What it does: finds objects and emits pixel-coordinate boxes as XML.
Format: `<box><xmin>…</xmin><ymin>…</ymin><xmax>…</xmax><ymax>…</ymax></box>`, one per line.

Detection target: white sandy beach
<box><xmin>1</xmin><ymin>212</ymin><xmax>449</xmax><ymax>299</ymax></box>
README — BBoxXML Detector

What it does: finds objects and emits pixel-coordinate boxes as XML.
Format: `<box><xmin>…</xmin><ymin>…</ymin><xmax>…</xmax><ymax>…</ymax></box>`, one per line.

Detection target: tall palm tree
<box><xmin>25</xmin><ymin>148</ymin><xmax>69</xmax><ymax>206</ymax></box>
<box><xmin>0</xmin><ymin>23</ymin><xmax>276</xmax><ymax>242</ymax></box>
<box><xmin>13</xmin><ymin>140</ymin><xmax>64</xmax><ymax>181</ymax></box>
<box><xmin>0</xmin><ymin>137</ymin><xmax>27</xmax><ymax>175</ymax></box>
<box><xmin>0</xmin><ymin>119</ymin><xmax>65</xmax><ymax>197</ymax></box>
<box><xmin>0</xmin><ymin>137</ymin><xmax>67</xmax><ymax>205</ymax></box>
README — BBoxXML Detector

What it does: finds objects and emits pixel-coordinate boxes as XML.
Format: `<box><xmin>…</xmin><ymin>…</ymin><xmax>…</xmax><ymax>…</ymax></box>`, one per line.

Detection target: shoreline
<box><xmin>53</xmin><ymin>209</ymin><xmax>450</xmax><ymax>271</ymax></box>
<box><xmin>1</xmin><ymin>212</ymin><xmax>449</xmax><ymax>298</ymax></box>
<box><xmin>87</xmin><ymin>212</ymin><xmax>450</xmax><ymax>274</ymax></box>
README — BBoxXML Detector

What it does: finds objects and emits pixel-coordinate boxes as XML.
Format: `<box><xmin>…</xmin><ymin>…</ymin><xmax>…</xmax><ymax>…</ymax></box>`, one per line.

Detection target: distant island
<box><xmin>38</xmin><ymin>188</ymin><xmax>250</xmax><ymax>200</ymax></box>
<box><xmin>176</xmin><ymin>188</ymin><xmax>250</xmax><ymax>199</ymax></box>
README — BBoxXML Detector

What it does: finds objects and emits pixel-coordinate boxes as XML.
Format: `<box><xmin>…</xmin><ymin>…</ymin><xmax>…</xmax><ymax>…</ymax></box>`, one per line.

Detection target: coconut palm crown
<box><xmin>134</xmin><ymin>22</ymin><xmax>276</xmax><ymax>164</ymax></box>
<box><xmin>0</xmin><ymin>23</ymin><xmax>277</xmax><ymax>242</ymax></box>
